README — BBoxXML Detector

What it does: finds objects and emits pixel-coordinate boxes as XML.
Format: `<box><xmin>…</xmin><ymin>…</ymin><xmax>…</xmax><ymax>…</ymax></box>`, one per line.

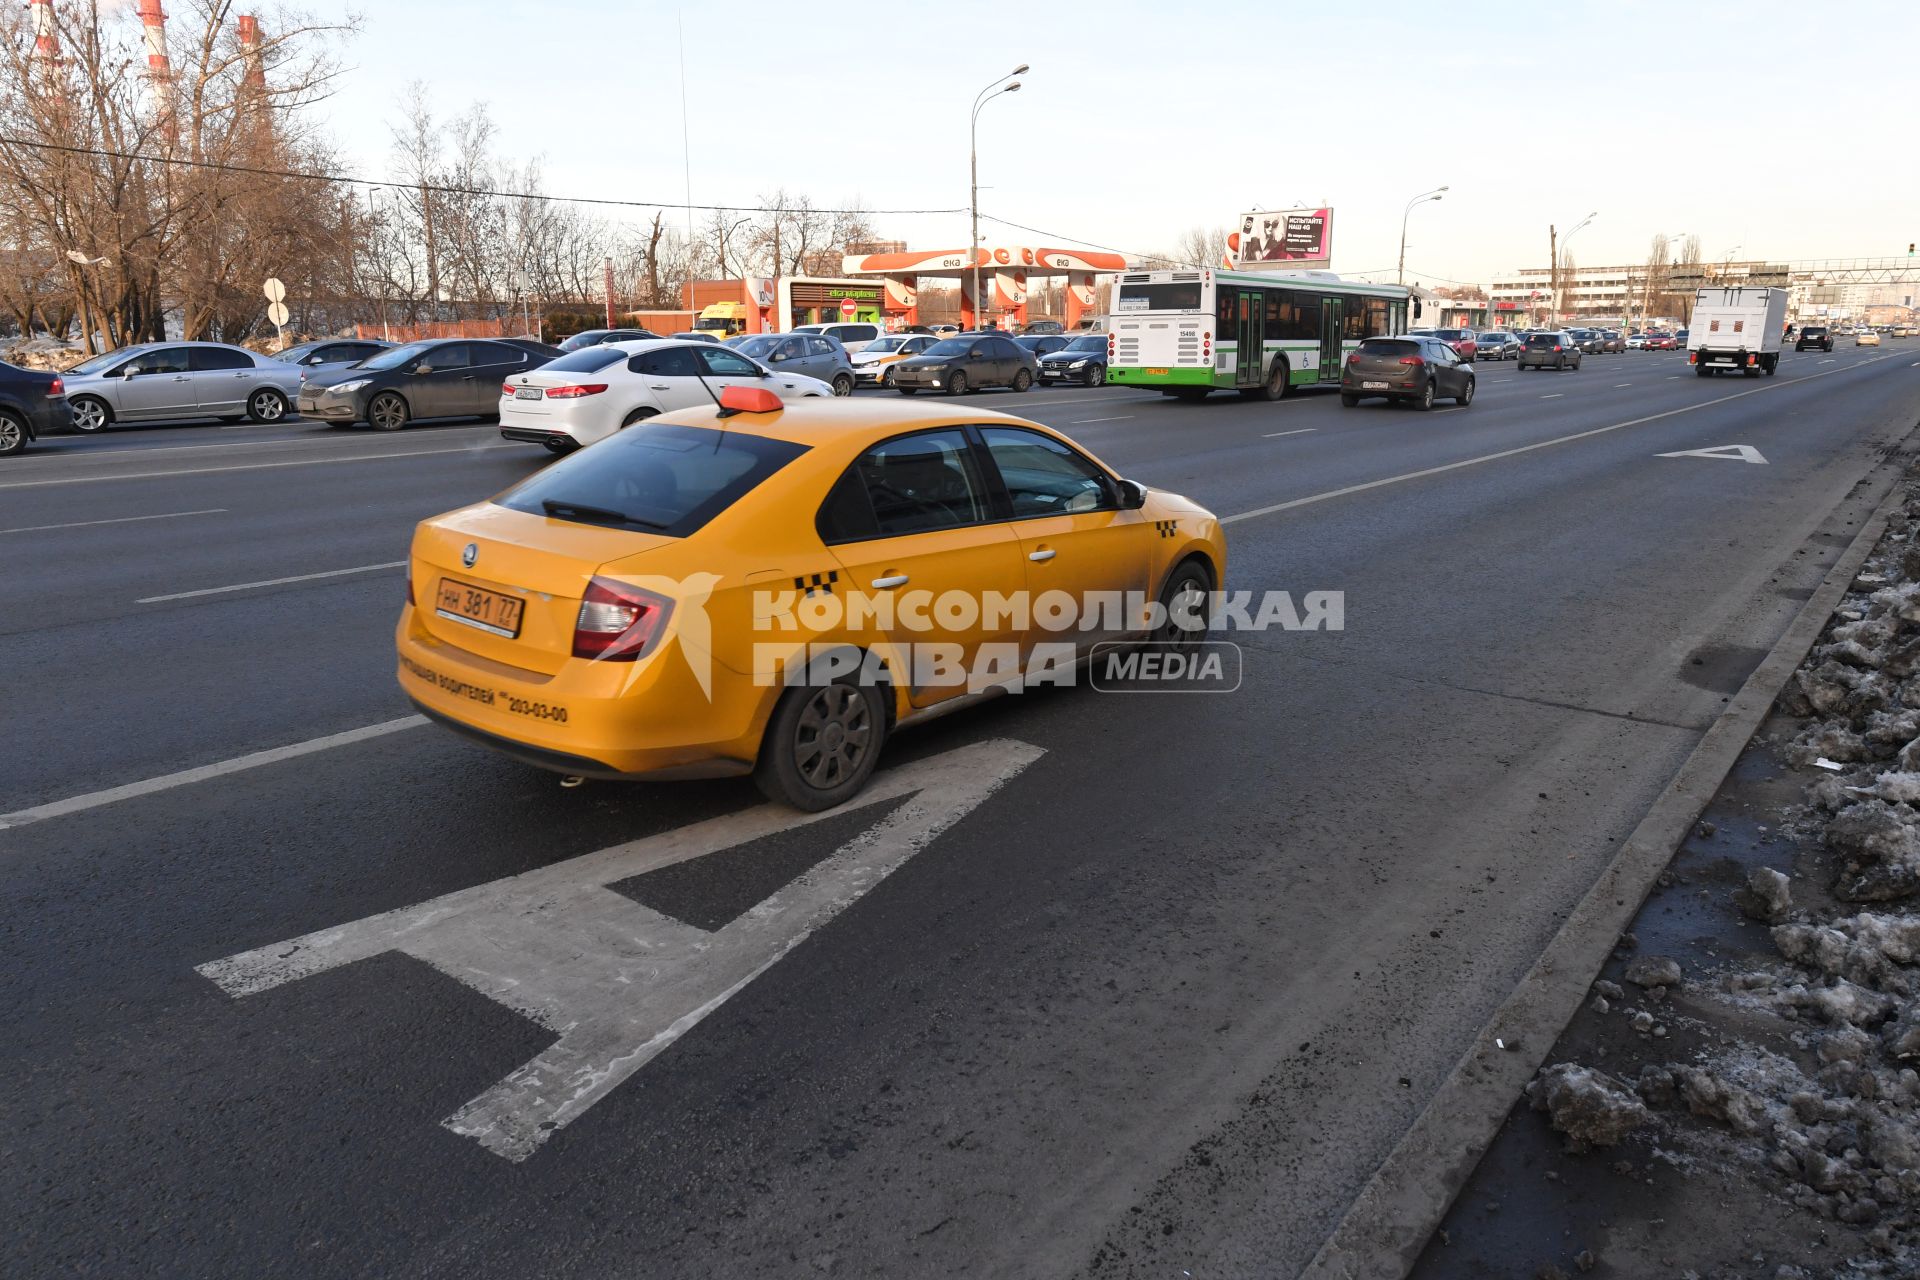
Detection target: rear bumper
<box><xmin>1106</xmin><ymin>365</ymin><xmax>1215</xmax><ymax>387</ymax></box>
<box><xmin>500</xmin><ymin>426</ymin><xmax>574</xmax><ymax>446</ymax></box>
<box><xmin>397</xmin><ymin>608</ymin><xmax>770</xmax><ymax>779</ymax></box>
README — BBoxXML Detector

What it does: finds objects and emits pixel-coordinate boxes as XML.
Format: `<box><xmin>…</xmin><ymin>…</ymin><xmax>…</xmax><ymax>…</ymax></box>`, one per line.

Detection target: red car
<box><xmin>1410</xmin><ymin>328</ymin><xmax>1479</xmax><ymax>361</ymax></box>
<box><xmin>1644</xmin><ymin>332</ymin><xmax>1678</xmax><ymax>350</ymax></box>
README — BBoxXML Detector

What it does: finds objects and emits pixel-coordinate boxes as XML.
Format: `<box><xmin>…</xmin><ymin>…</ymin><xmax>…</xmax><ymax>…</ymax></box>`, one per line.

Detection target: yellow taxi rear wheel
<box><xmin>754</xmin><ymin>677</ymin><xmax>889</xmax><ymax>811</ymax></box>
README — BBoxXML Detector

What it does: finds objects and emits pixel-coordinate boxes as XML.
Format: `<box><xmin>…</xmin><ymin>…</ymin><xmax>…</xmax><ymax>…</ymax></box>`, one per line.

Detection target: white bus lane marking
<box><xmin>197</xmin><ymin>737</ymin><xmax>1044</xmax><ymax>1162</ymax></box>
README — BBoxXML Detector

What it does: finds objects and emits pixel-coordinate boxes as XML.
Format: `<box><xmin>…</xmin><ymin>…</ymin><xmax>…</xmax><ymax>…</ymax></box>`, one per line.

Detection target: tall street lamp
<box><xmin>971</xmin><ymin>64</ymin><xmax>1027</xmax><ymax>329</ymax></box>
<box><xmin>1555</xmin><ymin>210</ymin><xmax>1597</xmax><ymax>320</ymax></box>
<box><xmin>1397</xmin><ymin>186</ymin><xmax>1447</xmax><ymax>286</ymax></box>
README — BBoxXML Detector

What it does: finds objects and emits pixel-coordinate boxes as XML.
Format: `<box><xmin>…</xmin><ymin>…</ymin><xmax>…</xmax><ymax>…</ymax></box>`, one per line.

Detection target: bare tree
<box><xmin>1175</xmin><ymin>225</ymin><xmax>1229</xmax><ymax>269</ymax></box>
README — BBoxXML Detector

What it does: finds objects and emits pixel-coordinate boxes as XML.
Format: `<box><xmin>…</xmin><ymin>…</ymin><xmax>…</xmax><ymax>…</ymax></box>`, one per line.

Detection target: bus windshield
<box><xmin>1116</xmin><ymin>281</ymin><xmax>1203</xmax><ymax>312</ymax></box>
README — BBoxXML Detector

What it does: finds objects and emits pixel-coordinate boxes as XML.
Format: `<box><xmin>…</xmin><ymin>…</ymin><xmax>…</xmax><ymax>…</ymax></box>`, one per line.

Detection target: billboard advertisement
<box><xmin>1236</xmin><ymin>208</ymin><xmax>1333</xmax><ymax>272</ymax></box>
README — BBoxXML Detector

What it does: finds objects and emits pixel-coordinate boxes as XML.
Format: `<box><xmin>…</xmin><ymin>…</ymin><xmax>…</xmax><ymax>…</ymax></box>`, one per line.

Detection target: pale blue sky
<box><xmin>311</xmin><ymin>0</ymin><xmax>1919</xmax><ymax>281</ymax></box>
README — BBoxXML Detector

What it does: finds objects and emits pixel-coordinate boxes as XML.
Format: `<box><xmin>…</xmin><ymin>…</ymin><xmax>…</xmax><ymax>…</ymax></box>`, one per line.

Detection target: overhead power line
<box><xmin>0</xmin><ymin>135</ymin><xmax>968</xmax><ymax>217</ymax></box>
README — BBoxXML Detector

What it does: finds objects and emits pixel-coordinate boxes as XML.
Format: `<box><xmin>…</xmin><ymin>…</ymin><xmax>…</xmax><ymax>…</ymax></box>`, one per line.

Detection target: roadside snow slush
<box><xmin>1414</xmin><ymin>478</ymin><xmax>1920</xmax><ymax>1280</ymax></box>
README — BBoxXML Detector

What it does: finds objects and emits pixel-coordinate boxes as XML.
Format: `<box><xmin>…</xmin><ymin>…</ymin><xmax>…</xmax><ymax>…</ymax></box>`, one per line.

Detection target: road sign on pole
<box><xmin>263</xmin><ymin>279</ymin><xmax>290</xmax><ymax>348</ymax></box>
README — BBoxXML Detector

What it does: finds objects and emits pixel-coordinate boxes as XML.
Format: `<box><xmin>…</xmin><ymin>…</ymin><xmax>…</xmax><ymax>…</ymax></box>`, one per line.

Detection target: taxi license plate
<box><xmin>514</xmin><ymin>387</ymin><xmax>542</xmax><ymax>400</ymax></box>
<box><xmin>1146</xmin><ymin>367</ymin><xmax>1170</xmax><ymax>376</ymax></box>
<box><xmin>435</xmin><ymin>578</ymin><xmax>525</xmax><ymax>638</ymax></box>
<box><xmin>1362</xmin><ymin>381</ymin><xmax>1389</xmax><ymax>390</ymax></box>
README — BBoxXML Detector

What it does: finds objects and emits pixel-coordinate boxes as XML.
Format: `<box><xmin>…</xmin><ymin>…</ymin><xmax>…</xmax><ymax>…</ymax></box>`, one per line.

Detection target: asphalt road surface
<box><xmin>6</xmin><ymin>343</ymin><xmax>1920</xmax><ymax>1278</ymax></box>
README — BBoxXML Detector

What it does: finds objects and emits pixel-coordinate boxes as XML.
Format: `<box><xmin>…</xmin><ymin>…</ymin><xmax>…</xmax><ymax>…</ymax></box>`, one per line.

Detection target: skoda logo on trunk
<box><xmin>462</xmin><ymin>543</ymin><xmax>478</xmax><ymax>568</ymax></box>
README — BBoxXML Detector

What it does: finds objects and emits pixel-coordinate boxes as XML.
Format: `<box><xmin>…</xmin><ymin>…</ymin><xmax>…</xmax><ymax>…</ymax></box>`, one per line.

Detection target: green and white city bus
<box><xmin>1104</xmin><ymin>267</ymin><xmax>1413</xmax><ymax>400</ymax></box>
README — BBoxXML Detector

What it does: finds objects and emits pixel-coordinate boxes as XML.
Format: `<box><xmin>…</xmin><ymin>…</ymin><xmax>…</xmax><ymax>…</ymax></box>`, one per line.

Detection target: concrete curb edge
<box><xmin>1300</xmin><ymin>451</ymin><xmax>1917</xmax><ymax>1279</ymax></box>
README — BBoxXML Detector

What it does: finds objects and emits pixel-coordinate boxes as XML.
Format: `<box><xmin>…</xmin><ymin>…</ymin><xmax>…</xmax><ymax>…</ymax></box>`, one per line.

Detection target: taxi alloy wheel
<box><xmin>756</xmin><ymin>677</ymin><xmax>888</xmax><ymax>811</ymax></box>
<box><xmin>880</xmin><ymin>366</ymin><xmax>894</xmax><ymax>387</ymax></box>
<box><xmin>1154</xmin><ymin>560</ymin><xmax>1215</xmax><ymax>647</ymax></box>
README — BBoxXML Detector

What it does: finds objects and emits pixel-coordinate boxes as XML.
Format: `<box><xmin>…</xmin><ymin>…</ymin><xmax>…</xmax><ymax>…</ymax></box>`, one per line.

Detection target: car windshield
<box><xmin>1526</xmin><ymin>334</ymin><xmax>1560</xmax><ymax>347</ymax></box>
<box><xmin>357</xmin><ymin>341</ymin><xmax>438</xmax><ymax>371</ymax></box>
<box><xmin>1804</xmin><ymin>327</ymin><xmax>1827</xmax><ymax>335</ymax></box>
<box><xmin>273</xmin><ymin>342</ymin><xmax>321</xmax><ymax>362</ymax></box>
<box><xmin>921</xmin><ymin>339</ymin><xmax>972</xmax><ymax>358</ymax></box>
<box><xmin>1064</xmin><ymin>335</ymin><xmax>1105</xmax><ymax>352</ymax></box>
<box><xmin>1433</xmin><ymin>330</ymin><xmax>1466</xmax><ymax>340</ymax></box>
<box><xmin>561</xmin><ymin>331</ymin><xmax>609</xmax><ymax>349</ymax></box>
<box><xmin>497</xmin><ymin>423</ymin><xmax>809</xmax><ymax>538</ymax></box>
<box><xmin>731</xmin><ymin>336</ymin><xmax>780</xmax><ymax>358</ymax></box>
<box><xmin>66</xmin><ymin>349</ymin><xmax>138</xmax><ymax>375</ymax></box>
<box><xmin>540</xmin><ymin>347</ymin><xmax>627</xmax><ymax>374</ymax></box>
<box><xmin>865</xmin><ymin>336</ymin><xmax>910</xmax><ymax>353</ymax></box>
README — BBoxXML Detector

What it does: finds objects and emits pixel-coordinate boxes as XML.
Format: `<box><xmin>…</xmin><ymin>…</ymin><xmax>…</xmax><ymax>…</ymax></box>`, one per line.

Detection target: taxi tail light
<box><xmin>545</xmin><ymin>384</ymin><xmax>608</xmax><ymax>399</ymax></box>
<box><xmin>573</xmin><ymin>577</ymin><xmax>672</xmax><ymax>662</ymax></box>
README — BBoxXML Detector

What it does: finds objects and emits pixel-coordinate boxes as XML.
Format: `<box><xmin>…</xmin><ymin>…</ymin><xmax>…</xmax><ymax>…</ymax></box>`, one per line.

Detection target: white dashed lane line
<box><xmin>0</xmin><ymin>507</ymin><xmax>227</xmax><ymax>535</ymax></box>
<box><xmin>138</xmin><ymin>560</ymin><xmax>406</xmax><ymax>604</ymax></box>
<box><xmin>1263</xmin><ymin>428</ymin><xmax>1317</xmax><ymax>438</ymax></box>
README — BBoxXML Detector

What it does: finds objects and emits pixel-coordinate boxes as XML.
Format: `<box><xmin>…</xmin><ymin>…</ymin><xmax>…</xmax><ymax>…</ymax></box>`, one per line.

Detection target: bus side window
<box><xmin>1217</xmin><ymin>287</ymin><xmax>1236</xmax><ymax>334</ymax></box>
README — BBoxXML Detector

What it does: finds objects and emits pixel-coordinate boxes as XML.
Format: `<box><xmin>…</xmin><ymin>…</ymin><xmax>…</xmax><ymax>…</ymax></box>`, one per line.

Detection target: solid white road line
<box><xmin>1263</xmin><ymin>428</ymin><xmax>1317</xmax><ymax>438</ymax></box>
<box><xmin>1220</xmin><ymin>354</ymin><xmax>1903</xmax><ymax>528</ymax></box>
<box><xmin>1614</xmin><ymin>382</ymin><xmax>1633</xmax><ymax>387</ymax></box>
<box><xmin>138</xmin><ymin>559</ymin><xmax>406</xmax><ymax>603</ymax></box>
<box><xmin>0</xmin><ymin>443</ymin><xmax>518</xmax><ymax>489</ymax></box>
<box><xmin>1069</xmin><ymin>415</ymin><xmax>1134</xmax><ymax>424</ymax></box>
<box><xmin>0</xmin><ymin>715</ymin><xmax>428</xmax><ymax>830</ymax></box>
<box><xmin>0</xmin><ymin>507</ymin><xmax>227</xmax><ymax>535</ymax></box>
<box><xmin>198</xmin><ymin>738</ymin><xmax>1045</xmax><ymax>1160</ymax></box>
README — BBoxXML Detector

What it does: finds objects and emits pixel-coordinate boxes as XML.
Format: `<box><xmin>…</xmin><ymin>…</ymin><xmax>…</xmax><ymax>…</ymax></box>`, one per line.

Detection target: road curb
<box><xmin>1300</xmin><ymin>447</ymin><xmax>1918</xmax><ymax>1280</ymax></box>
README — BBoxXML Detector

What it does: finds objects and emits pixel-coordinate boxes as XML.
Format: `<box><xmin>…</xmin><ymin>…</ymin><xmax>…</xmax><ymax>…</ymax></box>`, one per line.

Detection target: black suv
<box><xmin>1796</xmin><ymin>326</ymin><xmax>1833</xmax><ymax>352</ymax></box>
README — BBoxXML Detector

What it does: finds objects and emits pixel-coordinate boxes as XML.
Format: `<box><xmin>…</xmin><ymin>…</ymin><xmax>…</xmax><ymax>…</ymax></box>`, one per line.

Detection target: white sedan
<box><xmin>497</xmin><ymin>339</ymin><xmax>833</xmax><ymax>453</ymax></box>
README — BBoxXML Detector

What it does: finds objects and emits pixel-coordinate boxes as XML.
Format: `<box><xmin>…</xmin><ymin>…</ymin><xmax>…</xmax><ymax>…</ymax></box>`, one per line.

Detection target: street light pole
<box><xmin>1397</xmin><ymin>186</ymin><xmax>1447</xmax><ymax>286</ymax></box>
<box><xmin>1555</xmin><ymin>211</ymin><xmax>1598</xmax><ymax>321</ymax></box>
<box><xmin>970</xmin><ymin>64</ymin><xmax>1027</xmax><ymax>329</ymax></box>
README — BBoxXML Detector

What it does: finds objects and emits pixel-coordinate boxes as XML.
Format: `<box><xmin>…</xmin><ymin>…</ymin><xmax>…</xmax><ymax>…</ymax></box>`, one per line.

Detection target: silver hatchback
<box><xmin>62</xmin><ymin>341</ymin><xmax>304</xmax><ymax>432</ymax></box>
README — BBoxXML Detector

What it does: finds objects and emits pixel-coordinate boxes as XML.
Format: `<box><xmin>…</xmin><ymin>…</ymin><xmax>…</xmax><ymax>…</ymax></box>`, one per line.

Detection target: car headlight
<box><xmin>1068</xmin><ymin>359</ymin><xmax>1087</xmax><ymax>369</ymax></box>
<box><xmin>329</xmin><ymin>379</ymin><xmax>370</xmax><ymax>394</ymax></box>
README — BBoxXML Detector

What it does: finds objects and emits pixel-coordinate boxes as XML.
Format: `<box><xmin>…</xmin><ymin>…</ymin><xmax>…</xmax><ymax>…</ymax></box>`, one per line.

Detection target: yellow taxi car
<box><xmin>847</xmin><ymin>333</ymin><xmax>940</xmax><ymax>388</ymax></box>
<box><xmin>396</xmin><ymin>387</ymin><xmax>1225</xmax><ymax>810</ymax></box>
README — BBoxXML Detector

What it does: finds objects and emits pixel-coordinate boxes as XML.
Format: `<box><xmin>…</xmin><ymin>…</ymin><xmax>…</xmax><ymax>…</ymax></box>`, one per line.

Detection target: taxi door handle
<box><xmin>1027</xmin><ymin>548</ymin><xmax>1056</xmax><ymax>562</ymax></box>
<box><xmin>871</xmin><ymin>574</ymin><xmax>909</xmax><ymax>589</ymax></box>
<box><xmin>650</xmin><ymin>384</ymin><xmax>671</xmax><ymax>390</ymax></box>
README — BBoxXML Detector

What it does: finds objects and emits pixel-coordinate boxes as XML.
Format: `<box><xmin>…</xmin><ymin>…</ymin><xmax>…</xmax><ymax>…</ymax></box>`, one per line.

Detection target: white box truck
<box><xmin>1689</xmin><ymin>286</ymin><xmax>1788</xmax><ymax>377</ymax></box>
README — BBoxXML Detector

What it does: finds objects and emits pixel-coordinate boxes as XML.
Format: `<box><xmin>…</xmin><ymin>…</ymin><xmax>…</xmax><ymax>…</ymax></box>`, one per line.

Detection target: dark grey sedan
<box><xmin>1339</xmin><ymin>336</ymin><xmax>1474</xmax><ymax>410</ymax></box>
<box><xmin>1517</xmin><ymin>331</ymin><xmax>1584</xmax><ymax>371</ymax></box>
<box><xmin>892</xmin><ymin>334</ymin><xmax>1037</xmax><ymax>395</ymax></box>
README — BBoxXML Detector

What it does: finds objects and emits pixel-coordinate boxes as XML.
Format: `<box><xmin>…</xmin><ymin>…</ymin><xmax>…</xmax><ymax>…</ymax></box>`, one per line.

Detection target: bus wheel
<box><xmin>1259</xmin><ymin>357</ymin><xmax>1291</xmax><ymax>401</ymax></box>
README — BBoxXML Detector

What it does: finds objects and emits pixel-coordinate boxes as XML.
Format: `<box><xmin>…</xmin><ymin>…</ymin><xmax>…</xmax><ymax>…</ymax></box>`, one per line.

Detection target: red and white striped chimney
<box><xmin>29</xmin><ymin>0</ymin><xmax>58</xmax><ymax>66</ymax></box>
<box><xmin>136</xmin><ymin>0</ymin><xmax>174</xmax><ymax>133</ymax></box>
<box><xmin>236</xmin><ymin>14</ymin><xmax>266</xmax><ymax>94</ymax></box>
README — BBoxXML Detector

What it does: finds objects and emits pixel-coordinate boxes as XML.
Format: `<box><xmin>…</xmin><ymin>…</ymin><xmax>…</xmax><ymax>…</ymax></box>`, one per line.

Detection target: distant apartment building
<box><xmin>1489</xmin><ymin>260</ymin><xmax>1797</xmax><ymax>328</ymax></box>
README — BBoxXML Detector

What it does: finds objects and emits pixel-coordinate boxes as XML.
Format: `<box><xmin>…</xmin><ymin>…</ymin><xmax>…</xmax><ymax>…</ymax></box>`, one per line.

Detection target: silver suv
<box><xmin>62</xmin><ymin>341</ymin><xmax>305</xmax><ymax>432</ymax></box>
<box><xmin>725</xmin><ymin>333</ymin><xmax>856</xmax><ymax>395</ymax></box>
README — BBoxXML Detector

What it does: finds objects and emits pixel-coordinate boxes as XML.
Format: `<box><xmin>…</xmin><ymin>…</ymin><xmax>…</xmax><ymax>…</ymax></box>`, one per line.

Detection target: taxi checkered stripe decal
<box><xmin>794</xmin><ymin>570</ymin><xmax>840</xmax><ymax>597</ymax></box>
<box><xmin>1154</xmin><ymin>520</ymin><xmax>1178</xmax><ymax>539</ymax></box>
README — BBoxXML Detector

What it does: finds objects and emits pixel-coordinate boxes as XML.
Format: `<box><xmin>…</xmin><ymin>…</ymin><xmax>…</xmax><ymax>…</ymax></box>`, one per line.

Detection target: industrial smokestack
<box><xmin>136</xmin><ymin>0</ymin><xmax>174</xmax><ymax>136</ymax></box>
<box><xmin>236</xmin><ymin>13</ymin><xmax>265</xmax><ymax>95</ymax></box>
<box><xmin>29</xmin><ymin>0</ymin><xmax>58</xmax><ymax>66</ymax></box>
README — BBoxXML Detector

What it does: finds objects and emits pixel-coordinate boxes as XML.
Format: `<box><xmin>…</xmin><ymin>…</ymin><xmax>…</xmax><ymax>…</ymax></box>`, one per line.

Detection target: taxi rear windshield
<box><xmin>498</xmin><ymin>423</ymin><xmax>808</xmax><ymax>537</ymax></box>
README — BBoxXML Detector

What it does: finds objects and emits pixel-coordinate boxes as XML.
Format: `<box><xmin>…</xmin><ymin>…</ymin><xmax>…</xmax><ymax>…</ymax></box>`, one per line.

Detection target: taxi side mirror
<box><xmin>1117</xmin><ymin>478</ymin><xmax>1149</xmax><ymax>510</ymax></box>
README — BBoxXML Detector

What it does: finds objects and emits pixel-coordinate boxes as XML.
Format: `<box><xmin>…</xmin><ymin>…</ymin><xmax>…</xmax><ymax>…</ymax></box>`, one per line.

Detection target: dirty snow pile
<box><xmin>1526</xmin><ymin>488</ymin><xmax>1920</xmax><ymax>1277</ymax></box>
<box><xmin>1</xmin><ymin>336</ymin><xmax>82</xmax><ymax>371</ymax></box>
